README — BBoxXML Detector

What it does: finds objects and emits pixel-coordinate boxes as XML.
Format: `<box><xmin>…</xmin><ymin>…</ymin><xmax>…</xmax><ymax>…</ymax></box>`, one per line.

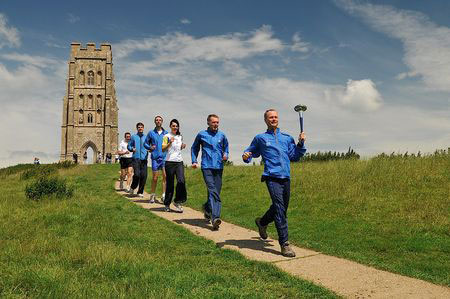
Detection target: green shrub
<box><xmin>21</xmin><ymin>165</ymin><xmax>55</xmax><ymax>180</ymax></box>
<box><xmin>25</xmin><ymin>176</ymin><xmax>74</xmax><ymax>200</ymax></box>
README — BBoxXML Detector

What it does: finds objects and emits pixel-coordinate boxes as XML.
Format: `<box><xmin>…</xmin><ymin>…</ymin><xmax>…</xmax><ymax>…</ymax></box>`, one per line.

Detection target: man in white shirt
<box><xmin>118</xmin><ymin>132</ymin><xmax>133</xmax><ymax>191</ymax></box>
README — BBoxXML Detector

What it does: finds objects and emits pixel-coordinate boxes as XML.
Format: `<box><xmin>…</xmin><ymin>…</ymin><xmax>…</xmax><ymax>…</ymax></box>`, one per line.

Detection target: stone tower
<box><xmin>60</xmin><ymin>42</ymin><xmax>119</xmax><ymax>163</ymax></box>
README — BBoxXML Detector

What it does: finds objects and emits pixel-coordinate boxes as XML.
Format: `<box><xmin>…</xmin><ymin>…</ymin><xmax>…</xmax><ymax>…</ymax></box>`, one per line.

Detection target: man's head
<box><xmin>154</xmin><ymin>116</ymin><xmax>163</xmax><ymax>128</ymax></box>
<box><xmin>136</xmin><ymin>122</ymin><xmax>144</xmax><ymax>133</ymax></box>
<box><xmin>124</xmin><ymin>132</ymin><xmax>131</xmax><ymax>141</ymax></box>
<box><xmin>207</xmin><ymin>114</ymin><xmax>219</xmax><ymax>132</ymax></box>
<box><xmin>264</xmin><ymin>109</ymin><xmax>278</xmax><ymax>130</ymax></box>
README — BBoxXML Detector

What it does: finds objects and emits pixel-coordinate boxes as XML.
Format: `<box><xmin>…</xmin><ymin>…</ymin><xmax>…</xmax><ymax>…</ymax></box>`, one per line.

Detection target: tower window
<box><xmin>80</xmin><ymin>71</ymin><xmax>85</xmax><ymax>85</ymax></box>
<box><xmin>87</xmin><ymin>71</ymin><xmax>95</xmax><ymax>86</ymax></box>
<box><xmin>97</xmin><ymin>71</ymin><xmax>102</xmax><ymax>86</ymax></box>
<box><xmin>87</xmin><ymin>113</ymin><xmax>93</xmax><ymax>123</ymax></box>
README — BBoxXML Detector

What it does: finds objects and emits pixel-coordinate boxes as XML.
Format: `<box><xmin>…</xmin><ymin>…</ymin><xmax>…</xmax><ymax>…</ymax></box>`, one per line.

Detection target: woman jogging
<box><xmin>162</xmin><ymin>119</ymin><xmax>187</xmax><ymax>212</ymax></box>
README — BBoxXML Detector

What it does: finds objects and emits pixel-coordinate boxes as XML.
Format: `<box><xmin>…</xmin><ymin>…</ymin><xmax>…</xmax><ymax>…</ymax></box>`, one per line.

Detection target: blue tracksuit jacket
<box><xmin>127</xmin><ymin>132</ymin><xmax>148</xmax><ymax>160</ymax></box>
<box><xmin>191</xmin><ymin>129</ymin><xmax>229</xmax><ymax>169</ymax></box>
<box><xmin>243</xmin><ymin>128</ymin><xmax>306</xmax><ymax>179</ymax></box>
<box><xmin>144</xmin><ymin>128</ymin><xmax>168</xmax><ymax>160</ymax></box>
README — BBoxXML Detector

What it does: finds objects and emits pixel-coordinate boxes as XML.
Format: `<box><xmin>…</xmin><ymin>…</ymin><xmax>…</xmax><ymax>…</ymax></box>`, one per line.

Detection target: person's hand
<box><xmin>126</xmin><ymin>150</ymin><xmax>130</xmax><ymax>154</ymax></box>
<box><xmin>222</xmin><ymin>154</ymin><xmax>228</xmax><ymax>161</ymax></box>
<box><xmin>170</xmin><ymin>137</ymin><xmax>175</xmax><ymax>143</ymax></box>
<box><xmin>181</xmin><ymin>143</ymin><xmax>186</xmax><ymax>150</ymax></box>
<box><xmin>242</xmin><ymin>152</ymin><xmax>252</xmax><ymax>161</ymax></box>
<box><xmin>132</xmin><ymin>147</ymin><xmax>136</xmax><ymax>152</ymax></box>
<box><xmin>151</xmin><ymin>145</ymin><xmax>156</xmax><ymax>151</ymax></box>
<box><xmin>299</xmin><ymin>132</ymin><xmax>306</xmax><ymax>143</ymax></box>
<box><xmin>192</xmin><ymin>163</ymin><xmax>199</xmax><ymax>169</ymax></box>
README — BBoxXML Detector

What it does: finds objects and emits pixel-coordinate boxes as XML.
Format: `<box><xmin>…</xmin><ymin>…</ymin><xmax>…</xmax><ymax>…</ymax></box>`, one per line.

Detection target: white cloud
<box><xmin>336</xmin><ymin>0</ymin><xmax>450</xmax><ymax>92</ymax></box>
<box><xmin>67</xmin><ymin>13</ymin><xmax>80</xmax><ymax>24</ymax></box>
<box><xmin>0</xmin><ymin>13</ymin><xmax>20</xmax><ymax>48</ymax></box>
<box><xmin>114</xmin><ymin>25</ymin><xmax>284</xmax><ymax>61</ymax></box>
<box><xmin>291</xmin><ymin>33</ymin><xmax>309</xmax><ymax>53</ymax></box>
<box><xmin>335</xmin><ymin>79</ymin><xmax>382</xmax><ymax>112</ymax></box>
<box><xmin>1</xmin><ymin>53</ymin><xmax>59</xmax><ymax>68</ymax></box>
<box><xmin>180</xmin><ymin>18</ymin><xmax>191</xmax><ymax>25</ymax></box>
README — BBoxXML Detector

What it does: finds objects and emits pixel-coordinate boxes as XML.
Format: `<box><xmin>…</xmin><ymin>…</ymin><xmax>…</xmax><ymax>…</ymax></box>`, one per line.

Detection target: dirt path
<box><xmin>116</xmin><ymin>183</ymin><xmax>450</xmax><ymax>298</ymax></box>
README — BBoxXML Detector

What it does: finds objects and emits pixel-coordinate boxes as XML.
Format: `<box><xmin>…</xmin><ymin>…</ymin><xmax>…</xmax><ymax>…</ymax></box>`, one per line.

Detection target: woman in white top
<box><xmin>117</xmin><ymin>132</ymin><xmax>134</xmax><ymax>191</ymax></box>
<box><xmin>162</xmin><ymin>119</ymin><xmax>187</xmax><ymax>212</ymax></box>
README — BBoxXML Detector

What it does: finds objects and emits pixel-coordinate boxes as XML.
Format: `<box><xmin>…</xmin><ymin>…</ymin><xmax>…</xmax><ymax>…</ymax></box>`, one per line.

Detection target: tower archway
<box><xmin>80</xmin><ymin>141</ymin><xmax>98</xmax><ymax>164</ymax></box>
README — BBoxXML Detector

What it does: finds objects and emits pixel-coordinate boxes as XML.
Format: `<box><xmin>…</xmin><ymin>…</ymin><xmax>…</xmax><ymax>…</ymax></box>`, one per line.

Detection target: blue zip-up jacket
<box><xmin>191</xmin><ymin>129</ymin><xmax>229</xmax><ymax>169</ymax></box>
<box><xmin>127</xmin><ymin>132</ymin><xmax>148</xmax><ymax>160</ymax></box>
<box><xmin>144</xmin><ymin>128</ymin><xmax>168</xmax><ymax>160</ymax></box>
<box><xmin>243</xmin><ymin>128</ymin><xmax>306</xmax><ymax>179</ymax></box>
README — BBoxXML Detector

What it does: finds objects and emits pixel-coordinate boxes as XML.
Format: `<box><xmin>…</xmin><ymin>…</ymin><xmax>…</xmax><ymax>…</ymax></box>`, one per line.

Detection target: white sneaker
<box><xmin>149</xmin><ymin>193</ymin><xmax>156</xmax><ymax>203</ymax></box>
<box><xmin>128</xmin><ymin>188</ymin><xmax>135</xmax><ymax>195</ymax></box>
<box><xmin>137</xmin><ymin>193</ymin><xmax>144</xmax><ymax>198</ymax></box>
<box><xmin>164</xmin><ymin>205</ymin><xmax>170</xmax><ymax>212</ymax></box>
<box><xmin>161</xmin><ymin>193</ymin><xmax>165</xmax><ymax>201</ymax></box>
<box><xmin>173</xmin><ymin>203</ymin><xmax>183</xmax><ymax>213</ymax></box>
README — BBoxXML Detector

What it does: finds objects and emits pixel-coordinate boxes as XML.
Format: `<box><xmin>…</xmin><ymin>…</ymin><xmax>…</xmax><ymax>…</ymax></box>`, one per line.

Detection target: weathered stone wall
<box><xmin>60</xmin><ymin>42</ymin><xmax>119</xmax><ymax>163</ymax></box>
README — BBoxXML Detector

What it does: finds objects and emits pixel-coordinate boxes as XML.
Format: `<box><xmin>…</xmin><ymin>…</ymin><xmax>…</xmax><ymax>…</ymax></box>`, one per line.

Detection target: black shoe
<box><xmin>281</xmin><ymin>242</ymin><xmax>296</xmax><ymax>258</ymax></box>
<box><xmin>212</xmin><ymin>218</ymin><xmax>221</xmax><ymax>231</ymax></box>
<box><xmin>255</xmin><ymin>217</ymin><xmax>268</xmax><ymax>239</ymax></box>
<box><xmin>202</xmin><ymin>204</ymin><xmax>211</xmax><ymax>220</ymax></box>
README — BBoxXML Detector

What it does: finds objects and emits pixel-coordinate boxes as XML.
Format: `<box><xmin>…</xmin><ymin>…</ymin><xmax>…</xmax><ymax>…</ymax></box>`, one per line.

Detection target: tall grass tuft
<box><xmin>25</xmin><ymin>176</ymin><xmax>74</xmax><ymax>200</ymax></box>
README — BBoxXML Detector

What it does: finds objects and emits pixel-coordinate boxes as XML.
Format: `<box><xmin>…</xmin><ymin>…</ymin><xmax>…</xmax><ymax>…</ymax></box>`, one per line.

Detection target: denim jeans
<box><xmin>201</xmin><ymin>168</ymin><xmax>223</xmax><ymax>221</ymax></box>
<box><xmin>131</xmin><ymin>158</ymin><xmax>148</xmax><ymax>194</ymax></box>
<box><xmin>260</xmin><ymin>177</ymin><xmax>290</xmax><ymax>245</ymax></box>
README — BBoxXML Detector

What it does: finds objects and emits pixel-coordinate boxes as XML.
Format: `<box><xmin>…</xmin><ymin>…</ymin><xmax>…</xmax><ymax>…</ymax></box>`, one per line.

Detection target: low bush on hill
<box><xmin>25</xmin><ymin>176</ymin><xmax>74</xmax><ymax>200</ymax></box>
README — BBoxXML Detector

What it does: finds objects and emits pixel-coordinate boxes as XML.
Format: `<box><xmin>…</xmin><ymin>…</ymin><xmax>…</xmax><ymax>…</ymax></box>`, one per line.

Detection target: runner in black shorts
<box><xmin>118</xmin><ymin>132</ymin><xmax>134</xmax><ymax>191</ymax></box>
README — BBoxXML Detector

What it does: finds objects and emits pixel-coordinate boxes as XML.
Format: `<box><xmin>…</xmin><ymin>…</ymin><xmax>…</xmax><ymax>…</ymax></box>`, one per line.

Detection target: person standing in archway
<box><xmin>144</xmin><ymin>116</ymin><xmax>168</xmax><ymax>203</ymax></box>
<box><xmin>127</xmin><ymin>122</ymin><xmax>149</xmax><ymax>198</ymax></box>
<box><xmin>191</xmin><ymin>114</ymin><xmax>229</xmax><ymax>231</ymax></box>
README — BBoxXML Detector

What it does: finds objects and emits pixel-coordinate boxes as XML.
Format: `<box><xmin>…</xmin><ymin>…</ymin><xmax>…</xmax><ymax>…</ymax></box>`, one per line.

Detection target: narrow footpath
<box><xmin>115</xmin><ymin>182</ymin><xmax>450</xmax><ymax>298</ymax></box>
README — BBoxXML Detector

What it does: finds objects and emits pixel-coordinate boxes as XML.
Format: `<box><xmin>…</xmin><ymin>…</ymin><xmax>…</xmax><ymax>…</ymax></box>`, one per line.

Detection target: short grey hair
<box><xmin>264</xmin><ymin>109</ymin><xmax>277</xmax><ymax>120</ymax></box>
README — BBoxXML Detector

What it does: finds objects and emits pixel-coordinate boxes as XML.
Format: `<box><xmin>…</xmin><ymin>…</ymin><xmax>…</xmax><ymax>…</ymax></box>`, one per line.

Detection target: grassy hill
<box><xmin>0</xmin><ymin>164</ymin><xmax>336</xmax><ymax>298</ymax></box>
<box><xmin>183</xmin><ymin>154</ymin><xmax>450</xmax><ymax>286</ymax></box>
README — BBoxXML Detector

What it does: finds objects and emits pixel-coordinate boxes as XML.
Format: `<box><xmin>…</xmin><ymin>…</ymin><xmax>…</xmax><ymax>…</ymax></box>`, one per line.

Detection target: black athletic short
<box><xmin>120</xmin><ymin>157</ymin><xmax>133</xmax><ymax>169</ymax></box>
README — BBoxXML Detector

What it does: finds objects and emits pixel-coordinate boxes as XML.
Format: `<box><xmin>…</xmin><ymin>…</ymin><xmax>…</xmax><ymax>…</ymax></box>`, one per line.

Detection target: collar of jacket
<box><xmin>207</xmin><ymin>128</ymin><xmax>218</xmax><ymax>135</ymax></box>
<box><xmin>153</xmin><ymin>127</ymin><xmax>166</xmax><ymax>134</ymax></box>
<box><xmin>265</xmin><ymin>128</ymin><xmax>280</xmax><ymax>134</ymax></box>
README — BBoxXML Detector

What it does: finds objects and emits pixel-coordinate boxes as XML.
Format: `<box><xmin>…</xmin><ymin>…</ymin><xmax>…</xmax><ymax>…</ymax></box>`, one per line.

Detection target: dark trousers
<box><xmin>131</xmin><ymin>159</ymin><xmax>148</xmax><ymax>194</ymax></box>
<box><xmin>202</xmin><ymin>168</ymin><xmax>223</xmax><ymax>221</ymax></box>
<box><xmin>260</xmin><ymin>177</ymin><xmax>290</xmax><ymax>245</ymax></box>
<box><xmin>164</xmin><ymin>161</ymin><xmax>187</xmax><ymax>206</ymax></box>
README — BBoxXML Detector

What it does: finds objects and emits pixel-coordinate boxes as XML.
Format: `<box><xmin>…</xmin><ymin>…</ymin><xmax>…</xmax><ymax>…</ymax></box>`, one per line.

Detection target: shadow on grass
<box><xmin>216</xmin><ymin>237</ymin><xmax>282</xmax><ymax>256</ymax></box>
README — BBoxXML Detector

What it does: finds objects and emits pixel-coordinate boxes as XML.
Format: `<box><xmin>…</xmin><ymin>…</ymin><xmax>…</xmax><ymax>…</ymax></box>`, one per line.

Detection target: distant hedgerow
<box><xmin>25</xmin><ymin>176</ymin><xmax>74</xmax><ymax>200</ymax></box>
<box><xmin>20</xmin><ymin>161</ymin><xmax>76</xmax><ymax>180</ymax></box>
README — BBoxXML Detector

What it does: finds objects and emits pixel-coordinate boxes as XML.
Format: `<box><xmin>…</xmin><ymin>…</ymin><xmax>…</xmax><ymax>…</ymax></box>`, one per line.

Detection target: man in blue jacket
<box><xmin>242</xmin><ymin>109</ymin><xmax>306</xmax><ymax>257</ymax></box>
<box><xmin>144</xmin><ymin>116</ymin><xmax>168</xmax><ymax>203</ymax></box>
<box><xmin>191</xmin><ymin>114</ymin><xmax>229</xmax><ymax>231</ymax></box>
<box><xmin>127</xmin><ymin>122</ymin><xmax>149</xmax><ymax>198</ymax></box>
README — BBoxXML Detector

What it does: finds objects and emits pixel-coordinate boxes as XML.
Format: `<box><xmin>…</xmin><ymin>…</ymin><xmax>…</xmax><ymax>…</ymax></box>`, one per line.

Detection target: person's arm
<box><xmin>117</xmin><ymin>144</ymin><xmax>128</xmax><ymax>155</ymax></box>
<box><xmin>144</xmin><ymin>132</ymin><xmax>152</xmax><ymax>151</ymax></box>
<box><xmin>161</xmin><ymin>135</ymin><xmax>171</xmax><ymax>151</ymax></box>
<box><xmin>127</xmin><ymin>137</ymin><xmax>135</xmax><ymax>152</ymax></box>
<box><xmin>222</xmin><ymin>134</ymin><xmax>229</xmax><ymax>161</ymax></box>
<box><xmin>288</xmin><ymin>132</ymin><xmax>306</xmax><ymax>162</ymax></box>
<box><xmin>242</xmin><ymin>136</ymin><xmax>261</xmax><ymax>163</ymax></box>
<box><xmin>191</xmin><ymin>133</ymin><xmax>202</xmax><ymax>166</ymax></box>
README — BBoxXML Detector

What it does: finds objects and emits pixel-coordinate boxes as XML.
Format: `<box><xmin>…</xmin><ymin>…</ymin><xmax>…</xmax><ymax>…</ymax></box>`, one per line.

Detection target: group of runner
<box><xmin>117</xmin><ymin>110</ymin><xmax>306</xmax><ymax>257</ymax></box>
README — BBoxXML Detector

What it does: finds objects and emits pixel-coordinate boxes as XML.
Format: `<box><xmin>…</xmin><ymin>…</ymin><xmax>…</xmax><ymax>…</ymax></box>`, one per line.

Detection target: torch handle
<box><xmin>299</xmin><ymin>111</ymin><xmax>304</xmax><ymax>133</ymax></box>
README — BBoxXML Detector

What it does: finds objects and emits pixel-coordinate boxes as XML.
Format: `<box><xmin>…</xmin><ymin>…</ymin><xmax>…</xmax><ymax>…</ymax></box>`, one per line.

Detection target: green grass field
<box><xmin>0</xmin><ymin>164</ymin><xmax>336</xmax><ymax>298</ymax></box>
<box><xmin>182</xmin><ymin>155</ymin><xmax>450</xmax><ymax>286</ymax></box>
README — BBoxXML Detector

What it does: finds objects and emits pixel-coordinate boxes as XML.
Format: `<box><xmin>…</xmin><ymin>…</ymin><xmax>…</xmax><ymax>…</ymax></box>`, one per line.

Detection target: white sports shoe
<box><xmin>128</xmin><ymin>188</ymin><xmax>135</xmax><ymax>195</ymax></box>
<box><xmin>137</xmin><ymin>193</ymin><xmax>144</xmax><ymax>198</ymax></box>
<box><xmin>149</xmin><ymin>193</ymin><xmax>156</xmax><ymax>203</ymax></box>
<box><xmin>161</xmin><ymin>193</ymin><xmax>165</xmax><ymax>201</ymax></box>
<box><xmin>173</xmin><ymin>203</ymin><xmax>183</xmax><ymax>213</ymax></box>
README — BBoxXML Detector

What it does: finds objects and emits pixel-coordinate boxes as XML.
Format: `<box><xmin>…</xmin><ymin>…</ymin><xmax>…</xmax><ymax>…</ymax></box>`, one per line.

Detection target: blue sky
<box><xmin>0</xmin><ymin>0</ymin><xmax>449</xmax><ymax>167</ymax></box>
